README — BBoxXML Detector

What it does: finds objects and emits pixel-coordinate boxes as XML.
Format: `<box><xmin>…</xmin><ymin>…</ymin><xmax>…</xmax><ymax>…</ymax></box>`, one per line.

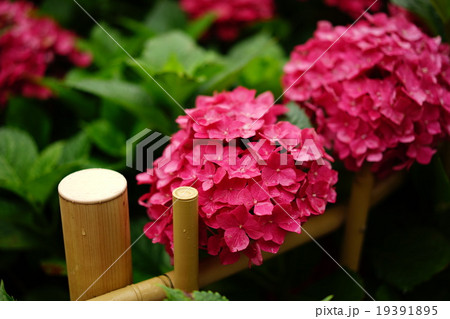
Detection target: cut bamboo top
<box><xmin>58</xmin><ymin>168</ymin><xmax>127</xmax><ymax>204</ymax></box>
<box><xmin>172</xmin><ymin>186</ymin><xmax>198</xmax><ymax>201</ymax></box>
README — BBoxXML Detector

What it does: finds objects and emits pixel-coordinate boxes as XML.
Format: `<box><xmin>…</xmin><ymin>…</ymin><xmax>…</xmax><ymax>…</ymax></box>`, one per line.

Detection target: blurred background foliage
<box><xmin>0</xmin><ymin>0</ymin><xmax>449</xmax><ymax>300</ymax></box>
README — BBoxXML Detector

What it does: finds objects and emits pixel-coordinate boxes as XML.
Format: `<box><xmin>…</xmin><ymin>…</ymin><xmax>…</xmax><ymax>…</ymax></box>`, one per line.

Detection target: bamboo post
<box><xmin>58</xmin><ymin>168</ymin><xmax>132</xmax><ymax>301</ymax></box>
<box><xmin>340</xmin><ymin>164</ymin><xmax>375</xmax><ymax>272</ymax></box>
<box><xmin>172</xmin><ymin>186</ymin><xmax>199</xmax><ymax>292</ymax></box>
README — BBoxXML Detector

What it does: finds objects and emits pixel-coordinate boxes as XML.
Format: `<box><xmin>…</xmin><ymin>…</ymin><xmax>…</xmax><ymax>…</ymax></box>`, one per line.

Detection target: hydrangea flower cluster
<box><xmin>0</xmin><ymin>0</ymin><xmax>91</xmax><ymax>106</ymax></box>
<box><xmin>282</xmin><ymin>13</ymin><xmax>450</xmax><ymax>174</ymax></box>
<box><xmin>324</xmin><ymin>0</ymin><xmax>382</xmax><ymax>19</ymax></box>
<box><xmin>179</xmin><ymin>0</ymin><xmax>275</xmax><ymax>41</ymax></box>
<box><xmin>137</xmin><ymin>87</ymin><xmax>337</xmax><ymax>265</ymax></box>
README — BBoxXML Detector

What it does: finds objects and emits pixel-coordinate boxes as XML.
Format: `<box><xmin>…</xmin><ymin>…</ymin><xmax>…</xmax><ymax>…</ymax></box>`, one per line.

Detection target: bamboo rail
<box><xmin>340</xmin><ymin>165</ymin><xmax>375</xmax><ymax>271</ymax></box>
<box><xmin>57</xmin><ymin>170</ymin><xmax>403</xmax><ymax>301</ymax></box>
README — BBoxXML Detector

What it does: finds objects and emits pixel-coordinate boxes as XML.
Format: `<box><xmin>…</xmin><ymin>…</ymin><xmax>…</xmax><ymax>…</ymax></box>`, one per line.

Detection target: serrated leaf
<box><xmin>160</xmin><ymin>286</ymin><xmax>191</xmax><ymax>301</ymax></box>
<box><xmin>285</xmin><ymin>102</ymin><xmax>312</xmax><ymax>129</ymax></box>
<box><xmin>372</xmin><ymin>227</ymin><xmax>450</xmax><ymax>292</ymax></box>
<box><xmin>0</xmin><ymin>280</ymin><xmax>14</xmax><ymax>301</ymax></box>
<box><xmin>191</xmin><ymin>290</ymin><xmax>228</xmax><ymax>301</ymax></box>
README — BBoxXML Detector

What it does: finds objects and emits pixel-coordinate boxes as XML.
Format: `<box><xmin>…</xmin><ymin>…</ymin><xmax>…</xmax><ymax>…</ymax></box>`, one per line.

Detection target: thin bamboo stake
<box><xmin>340</xmin><ymin>164</ymin><xmax>375</xmax><ymax>272</ymax></box>
<box><xmin>59</xmin><ymin>168</ymin><xmax>132</xmax><ymax>300</ymax></box>
<box><xmin>173</xmin><ymin>186</ymin><xmax>199</xmax><ymax>292</ymax></box>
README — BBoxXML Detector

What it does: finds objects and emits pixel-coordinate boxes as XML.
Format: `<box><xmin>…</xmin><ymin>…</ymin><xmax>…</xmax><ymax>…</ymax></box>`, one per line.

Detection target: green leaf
<box><xmin>24</xmin><ymin>133</ymin><xmax>90</xmax><ymax>206</ymax></box>
<box><xmin>186</xmin><ymin>13</ymin><xmax>216</xmax><ymax>39</ymax></box>
<box><xmin>160</xmin><ymin>286</ymin><xmax>191</xmax><ymax>301</ymax></box>
<box><xmin>66</xmin><ymin>78</ymin><xmax>170</xmax><ymax>132</ymax></box>
<box><xmin>285</xmin><ymin>102</ymin><xmax>313</xmax><ymax>129</ymax></box>
<box><xmin>5</xmin><ymin>98</ymin><xmax>51</xmax><ymax>148</ymax></box>
<box><xmin>60</xmin><ymin>132</ymin><xmax>91</xmax><ymax>164</ymax></box>
<box><xmin>0</xmin><ymin>128</ymin><xmax>38</xmax><ymax>195</ymax></box>
<box><xmin>321</xmin><ymin>295</ymin><xmax>334</xmax><ymax>301</ymax></box>
<box><xmin>0</xmin><ymin>280</ymin><xmax>15</xmax><ymax>301</ymax></box>
<box><xmin>372</xmin><ymin>227</ymin><xmax>450</xmax><ymax>292</ymax></box>
<box><xmin>27</xmin><ymin>143</ymin><xmax>64</xmax><ymax>181</ymax></box>
<box><xmin>84</xmin><ymin>120</ymin><xmax>126</xmax><ymax>157</ymax></box>
<box><xmin>143</xmin><ymin>0</ymin><xmax>187</xmax><ymax>34</ymax></box>
<box><xmin>191</xmin><ymin>290</ymin><xmax>229</xmax><ymax>301</ymax></box>
<box><xmin>199</xmin><ymin>33</ymin><xmax>278</xmax><ymax>93</ymax></box>
<box><xmin>140</xmin><ymin>31</ymin><xmax>221</xmax><ymax>76</ymax></box>
<box><xmin>84</xmin><ymin>24</ymin><xmax>128</xmax><ymax>67</ymax></box>
<box><xmin>430</xmin><ymin>0</ymin><xmax>450</xmax><ymax>23</ymax></box>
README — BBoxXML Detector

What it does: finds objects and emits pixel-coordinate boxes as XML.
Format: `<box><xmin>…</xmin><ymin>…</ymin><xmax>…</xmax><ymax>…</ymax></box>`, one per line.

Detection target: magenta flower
<box><xmin>0</xmin><ymin>0</ymin><xmax>91</xmax><ymax>106</ymax></box>
<box><xmin>138</xmin><ymin>87</ymin><xmax>337</xmax><ymax>265</ymax></box>
<box><xmin>179</xmin><ymin>0</ymin><xmax>275</xmax><ymax>41</ymax></box>
<box><xmin>324</xmin><ymin>0</ymin><xmax>382</xmax><ymax>19</ymax></box>
<box><xmin>283</xmin><ymin>13</ymin><xmax>450</xmax><ymax>175</ymax></box>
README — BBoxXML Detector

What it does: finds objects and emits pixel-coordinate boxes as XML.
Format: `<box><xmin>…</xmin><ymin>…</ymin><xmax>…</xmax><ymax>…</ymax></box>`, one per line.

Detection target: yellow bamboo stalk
<box><xmin>173</xmin><ymin>186</ymin><xmax>199</xmax><ymax>292</ymax></box>
<box><xmin>340</xmin><ymin>164</ymin><xmax>375</xmax><ymax>272</ymax></box>
<box><xmin>59</xmin><ymin>168</ymin><xmax>132</xmax><ymax>300</ymax></box>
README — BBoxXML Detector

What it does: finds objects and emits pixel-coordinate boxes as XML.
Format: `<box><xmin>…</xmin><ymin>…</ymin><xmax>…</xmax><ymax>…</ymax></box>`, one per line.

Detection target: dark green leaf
<box><xmin>285</xmin><ymin>102</ymin><xmax>313</xmax><ymax>129</ymax></box>
<box><xmin>0</xmin><ymin>280</ymin><xmax>14</xmax><ymax>301</ymax></box>
<box><xmin>84</xmin><ymin>120</ymin><xmax>126</xmax><ymax>157</ymax></box>
<box><xmin>372</xmin><ymin>227</ymin><xmax>450</xmax><ymax>292</ymax></box>
<box><xmin>0</xmin><ymin>128</ymin><xmax>38</xmax><ymax>195</ymax></box>
<box><xmin>143</xmin><ymin>0</ymin><xmax>187</xmax><ymax>33</ymax></box>
<box><xmin>66</xmin><ymin>78</ymin><xmax>170</xmax><ymax>132</ymax></box>
<box><xmin>5</xmin><ymin>98</ymin><xmax>51</xmax><ymax>148</ymax></box>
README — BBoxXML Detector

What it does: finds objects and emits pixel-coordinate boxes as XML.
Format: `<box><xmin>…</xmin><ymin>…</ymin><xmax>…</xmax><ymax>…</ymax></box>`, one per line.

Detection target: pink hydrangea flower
<box><xmin>179</xmin><ymin>0</ymin><xmax>275</xmax><ymax>41</ymax></box>
<box><xmin>138</xmin><ymin>87</ymin><xmax>338</xmax><ymax>266</ymax></box>
<box><xmin>282</xmin><ymin>13</ymin><xmax>450</xmax><ymax>175</ymax></box>
<box><xmin>324</xmin><ymin>0</ymin><xmax>382</xmax><ymax>19</ymax></box>
<box><xmin>0</xmin><ymin>0</ymin><xmax>91</xmax><ymax>106</ymax></box>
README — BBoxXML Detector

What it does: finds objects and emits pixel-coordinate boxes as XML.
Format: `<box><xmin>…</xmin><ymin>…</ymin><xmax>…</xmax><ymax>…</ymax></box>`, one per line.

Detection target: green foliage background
<box><xmin>0</xmin><ymin>0</ymin><xmax>449</xmax><ymax>300</ymax></box>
